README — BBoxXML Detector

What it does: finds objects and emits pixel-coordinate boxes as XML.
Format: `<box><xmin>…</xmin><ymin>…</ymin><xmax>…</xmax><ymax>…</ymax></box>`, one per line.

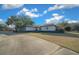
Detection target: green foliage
<box><xmin>0</xmin><ymin>23</ymin><xmax>7</xmax><ymax>30</ymax></box>
<box><xmin>58</xmin><ymin>21</ymin><xmax>68</xmax><ymax>27</ymax></box>
<box><xmin>6</xmin><ymin>15</ymin><xmax>34</xmax><ymax>28</ymax></box>
<box><xmin>6</xmin><ymin>16</ymin><xmax>15</xmax><ymax>25</ymax></box>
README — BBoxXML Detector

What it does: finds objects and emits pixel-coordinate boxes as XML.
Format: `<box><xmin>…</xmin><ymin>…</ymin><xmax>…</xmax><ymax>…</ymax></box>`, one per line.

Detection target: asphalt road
<box><xmin>0</xmin><ymin>33</ymin><xmax>78</xmax><ymax>55</ymax></box>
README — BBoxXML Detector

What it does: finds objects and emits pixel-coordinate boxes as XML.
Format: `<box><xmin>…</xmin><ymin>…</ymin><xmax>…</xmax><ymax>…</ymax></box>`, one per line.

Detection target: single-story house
<box><xmin>22</xmin><ymin>24</ymin><xmax>57</xmax><ymax>32</ymax></box>
<box><xmin>40</xmin><ymin>24</ymin><xmax>57</xmax><ymax>31</ymax></box>
<box><xmin>25</xmin><ymin>25</ymin><xmax>36</xmax><ymax>31</ymax></box>
<box><xmin>16</xmin><ymin>25</ymin><xmax>37</xmax><ymax>32</ymax></box>
<box><xmin>23</xmin><ymin>24</ymin><xmax>64</xmax><ymax>32</ymax></box>
<box><xmin>10</xmin><ymin>24</ymin><xmax>64</xmax><ymax>33</ymax></box>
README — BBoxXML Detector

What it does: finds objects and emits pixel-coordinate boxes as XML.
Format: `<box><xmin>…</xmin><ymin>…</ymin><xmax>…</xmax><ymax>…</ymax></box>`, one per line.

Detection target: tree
<box><xmin>6</xmin><ymin>16</ymin><xmax>16</xmax><ymax>25</ymax></box>
<box><xmin>73</xmin><ymin>23</ymin><xmax>79</xmax><ymax>32</ymax></box>
<box><xmin>58</xmin><ymin>21</ymin><xmax>68</xmax><ymax>27</ymax></box>
<box><xmin>0</xmin><ymin>22</ymin><xmax>7</xmax><ymax>31</ymax></box>
<box><xmin>6</xmin><ymin>15</ymin><xmax>34</xmax><ymax>28</ymax></box>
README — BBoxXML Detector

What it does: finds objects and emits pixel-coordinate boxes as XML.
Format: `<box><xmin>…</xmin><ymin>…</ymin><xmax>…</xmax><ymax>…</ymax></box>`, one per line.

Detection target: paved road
<box><xmin>0</xmin><ymin>33</ymin><xmax>78</xmax><ymax>55</ymax></box>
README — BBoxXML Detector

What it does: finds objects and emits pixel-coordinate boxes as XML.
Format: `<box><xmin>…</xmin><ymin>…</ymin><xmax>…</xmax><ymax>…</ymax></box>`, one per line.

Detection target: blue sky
<box><xmin>0</xmin><ymin>4</ymin><xmax>79</xmax><ymax>25</ymax></box>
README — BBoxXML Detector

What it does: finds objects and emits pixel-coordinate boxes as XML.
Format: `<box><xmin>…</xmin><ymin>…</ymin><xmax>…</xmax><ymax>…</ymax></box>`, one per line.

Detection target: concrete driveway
<box><xmin>0</xmin><ymin>33</ymin><xmax>78</xmax><ymax>55</ymax></box>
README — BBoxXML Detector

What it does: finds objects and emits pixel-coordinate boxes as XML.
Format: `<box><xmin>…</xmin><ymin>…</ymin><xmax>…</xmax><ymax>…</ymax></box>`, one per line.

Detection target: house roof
<box><xmin>40</xmin><ymin>24</ymin><xmax>56</xmax><ymax>27</ymax></box>
<box><xmin>24</xmin><ymin>24</ymin><xmax>57</xmax><ymax>28</ymax></box>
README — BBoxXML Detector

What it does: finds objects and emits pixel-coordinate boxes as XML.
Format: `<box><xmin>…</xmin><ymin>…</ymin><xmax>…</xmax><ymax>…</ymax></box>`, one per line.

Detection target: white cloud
<box><xmin>60</xmin><ymin>4</ymin><xmax>79</xmax><ymax>9</ymax></box>
<box><xmin>43</xmin><ymin>10</ymin><xmax>48</xmax><ymax>14</ymax></box>
<box><xmin>25</xmin><ymin>12</ymin><xmax>40</xmax><ymax>18</ymax></box>
<box><xmin>68</xmin><ymin>20</ymin><xmax>79</xmax><ymax>23</ymax></box>
<box><xmin>52</xmin><ymin>13</ymin><xmax>64</xmax><ymax>20</ymax></box>
<box><xmin>46</xmin><ymin>18</ymin><xmax>56</xmax><ymax>24</ymax></box>
<box><xmin>17</xmin><ymin>8</ymin><xmax>29</xmax><ymax>15</ymax></box>
<box><xmin>0</xmin><ymin>19</ymin><xmax>3</xmax><ymax>22</ymax></box>
<box><xmin>45</xmin><ymin>13</ymin><xmax>64</xmax><ymax>25</ymax></box>
<box><xmin>0</xmin><ymin>19</ymin><xmax>6</xmax><ymax>25</ymax></box>
<box><xmin>44</xmin><ymin>4</ymin><xmax>79</xmax><ymax>24</ymax></box>
<box><xmin>17</xmin><ymin>8</ymin><xmax>41</xmax><ymax>18</ymax></box>
<box><xmin>64</xmin><ymin>19</ymin><xmax>79</xmax><ymax>23</ymax></box>
<box><xmin>43</xmin><ymin>4</ymin><xmax>79</xmax><ymax>15</ymax></box>
<box><xmin>48</xmin><ymin>4</ymin><xmax>79</xmax><ymax>11</ymax></box>
<box><xmin>31</xmin><ymin>8</ymin><xmax>38</xmax><ymax>12</ymax></box>
<box><xmin>22</xmin><ymin>8</ymin><xmax>29</xmax><ymax>12</ymax></box>
<box><xmin>48</xmin><ymin>5</ymin><xmax>64</xmax><ymax>11</ymax></box>
<box><xmin>2</xmin><ymin>4</ymin><xmax>24</xmax><ymax>9</ymax></box>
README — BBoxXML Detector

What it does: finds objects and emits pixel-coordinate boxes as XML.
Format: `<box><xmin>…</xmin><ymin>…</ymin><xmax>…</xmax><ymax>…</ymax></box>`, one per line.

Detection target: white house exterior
<box><xmin>40</xmin><ymin>24</ymin><xmax>57</xmax><ymax>31</ymax></box>
<box><xmin>40</xmin><ymin>26</ymin><xmax>48</xmax><ymax>31</ymax></box>
<box><xmin>6</xmin><ymin>24</ymin><xmax>64</xmax><ymax>32</ymax></box>
<box><xmin>25</xmin><ymin>26</ymin><xmax>36</xmax><ymax>31</ymax></box>
<box><xmin>8</xmin><ymin>24</ymin><xmax>16</xmax><ymax>31</ymax></box>
<box><xmin>24</xmin><ymin>24</ymin><xmax>57</xmax><ymax>31</ymax></box>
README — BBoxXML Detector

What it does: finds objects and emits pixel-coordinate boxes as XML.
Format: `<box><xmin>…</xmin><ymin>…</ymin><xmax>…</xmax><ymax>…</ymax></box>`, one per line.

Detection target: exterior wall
<box><xmin>20</xmin><ymin>25</ymin><xmax>57</xmax><ymax>32</ymax></box>
<box><xmin>47</xmin><ymin>26</ymin><xmax>56</xmax><ymax>31</ymax></box>
<box><xmin>41</xmin><ymin>25</ymin><xmax>56</xmax><ymax>31</ymax></box>
<box><xmin>41</xmin><ymin>27</ymin><xmax>48</xmax><ymax>31</ymax></box>
<box><xmin>25</xmin><ymin>26</ymin><xmax>36</xmax><ymax>31</ymax></box>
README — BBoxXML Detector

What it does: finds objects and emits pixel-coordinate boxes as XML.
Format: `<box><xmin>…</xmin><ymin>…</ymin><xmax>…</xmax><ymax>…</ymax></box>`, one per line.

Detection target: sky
<box><xmin>0</xmin><ymin>4</ymin><xmax>79</xmax><ymax>25</ymax></box>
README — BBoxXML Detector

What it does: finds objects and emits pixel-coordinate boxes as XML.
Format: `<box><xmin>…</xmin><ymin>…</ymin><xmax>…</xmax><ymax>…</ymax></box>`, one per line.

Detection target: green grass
<box><xmin>66</xmin><ymin>32</ymin><xmax>79</xmax><ymax>35</ymax></box>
